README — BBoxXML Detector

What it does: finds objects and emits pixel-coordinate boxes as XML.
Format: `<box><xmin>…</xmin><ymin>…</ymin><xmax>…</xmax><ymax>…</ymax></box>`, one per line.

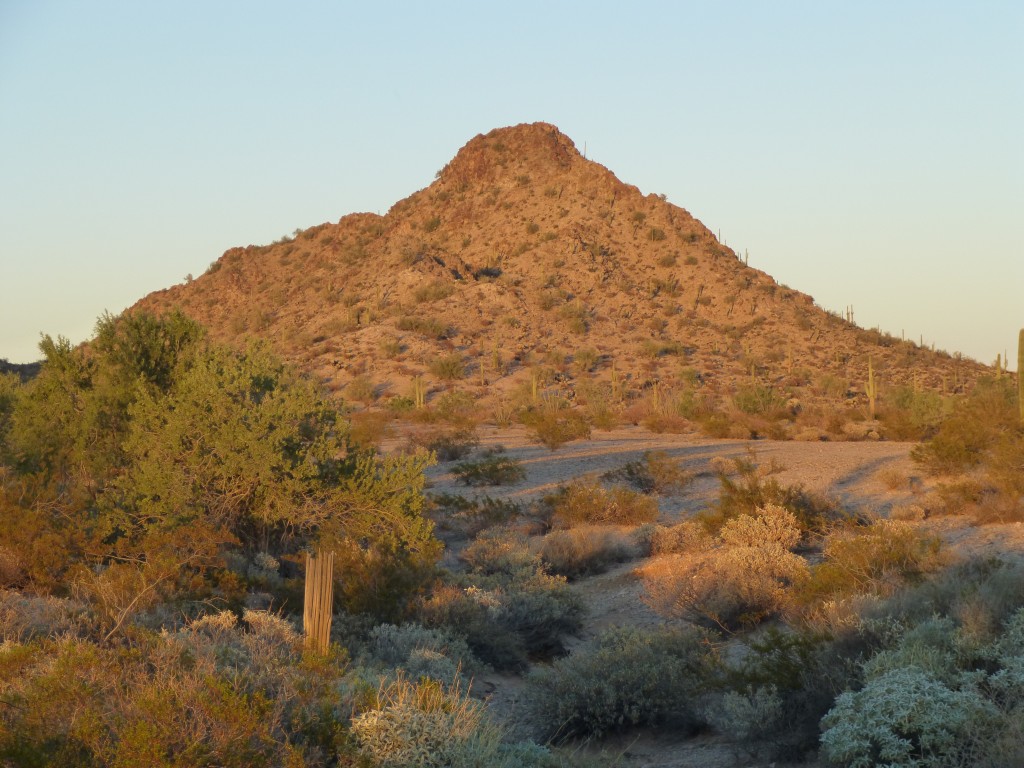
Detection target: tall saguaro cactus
<box><xmin>303</xmin><ymin>550</ymin><xmax>334</xmax><ymax>654</ymax></box>
<box><xmin>1018</xmin><ymin>329</ymin><xmax>1024</xmax><ymax>426</ymax></box>
<box><xmin>866</xmin><ymin>357</ymin><xmax>878</xmax><ymax>420</ymax></box>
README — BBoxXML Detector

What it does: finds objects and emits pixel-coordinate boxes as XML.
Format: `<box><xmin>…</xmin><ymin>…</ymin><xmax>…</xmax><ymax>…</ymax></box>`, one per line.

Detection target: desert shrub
<box><xmin>351</xmin><ymin>674</ymin><xmax>552</xmax><ymax>768</ymax></box>
<box><xmin>862</xmin><ymin>557</ymin><xmax>1024</xmax><ymax>656</ymax></box>
<box><xmin>0</xmin><ymin>591</ymin><xmax>92</xmax><ymax>642</ymax></box>
<box><xmin>718</xmin><ymin>504</ymin><xmax>802</xmax><ymax>550</ymax></box>
<box><xmin>912</xmin><ymin>376</ymin><xmax>1018</xmax><ymax>475</ymax></box>
<box><xmin>408</xmin><ymin>427</ymin><xmax>479</xmax><ymax>461</ymax></box>
<box><xmin>331</xmin><ymin>537</ymin><xmax>441</xmax><ymax>624</ymax></box>
<box><xmin>795</xmin><ymin>520</ymin><xmax>946</xmax><ymax>610</ymax></box>
<box><xmin>642</xmin><ymin>539</ymin><xmax>809</xmax><ymax>630</ymax></box>
<box><xmin>703</xmin><ymin>685</ymin><xmax>784</xmax><ymax>750</ymax></box>
<box><xmin>348</xmin><ymin>410</ymin><xmax>393</xmax><ymax>449</ymax></box>
<box><xmin>451</xmin><ymin>449</ymin><xmax>525</xmax><ymax>486</ymax></box>
<box><xmin>538</xmin><ymin>526</ymin><xmax>637</xmax><ymax>579</ymax></box>
<box><xmin>0</xmin><ymin>611</ymin><xmax>352</xmax><ymax>766</ymax></box>
<box><xmin>364</xmin><ymin>622</ymin><xmax>479</xmax><ymax>683</ymax></box>
<box><xmin>396</xmin><ymin>315</ymin><xmax>452</xmax><ymax>339</ymax></box>
<box><xmin>700</xmin><ymin>451</ymin><xmax>839</xmax><ymax>535</ymax></box>
<box><xmin>878</xmin><ymin>386</ymin><xmax>948</xmax><ymax>440</ymax></box>
<box><xmin>713</xmin><ymin>626</ymin><xmax>858</xmax><ymax>760</ymax></box>
<box><xmin>526</xmin><ymin>625</ymin><xmax>717</xmax><ymax>741</ymax></box>
<box><xmin>418</xmin><ymin>547</ymin><xmax>584</xmax><ymax>671</ymax></box>
<box><xmin>543</xmin><ymin>482</ymin><xmax>659</xmax><ymax>528</ymax></box>
<box><xmin>819</xmin><ymin>667</ymin><xmax>997</xmax><ymax>768</ymax></box>
<box><xmin>602</xmin><ymin>450</ymin><xmax>691</xmax><ymax>495</ymax></box>
<box><xmin>519</xmin><ymin>397</ymin><xmax>591</xmax><ymax>450</ymax></box>
<box><xmin>460</xmin><ymin>527</ymin><xmax>537</xmax><ymax>577</ymax></box>
<box><xmin>427</xmin><ymin>494</ymin><xmax>520</xmax><ymax>536</ymax></box>
<box><xmin>413</xmin><ymin>279</ymin><xmax>452</xmax><ymax>303</ymax></box>
<box><xmin>427</xmin><ymin>353</ymin><xmax>466</xmax><ymax>381</ymax></box>
<box><xmin>433</xmin><ymin>389</ymin><xmax>476</xmax><ymax>424</ymax></box>
<box><xmin>733</xmin><ymin>382</ymin><xmax>787</xmax><ymax>417</ymax></box>
<box><xmin>345</xmin><ymin>373</ymin><xmax>377</xmax><ymax>402</ymax></box>
<box><xmin>573</xmin><ymin>347</ymin><xmax>599</xmax><ymax>373</ymax></box>
<box><xmin>649</xmin><ymin>520</ymin><xmax>713</xmax><ymax>555</ymax></box>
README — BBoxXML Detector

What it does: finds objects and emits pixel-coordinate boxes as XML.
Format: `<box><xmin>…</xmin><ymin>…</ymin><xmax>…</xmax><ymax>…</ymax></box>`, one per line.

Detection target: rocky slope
<box><xmin>134</xmin><ymin>122</ymin><xmax>987</xmax><ymax>419</ymax></box>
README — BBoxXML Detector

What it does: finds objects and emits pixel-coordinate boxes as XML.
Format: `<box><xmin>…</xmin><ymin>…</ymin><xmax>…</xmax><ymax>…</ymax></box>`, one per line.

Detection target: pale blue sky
<box><xmin>2</xmin><ymin>1</ymin><xmax>1021</xmax><ymax>366</ymax></box>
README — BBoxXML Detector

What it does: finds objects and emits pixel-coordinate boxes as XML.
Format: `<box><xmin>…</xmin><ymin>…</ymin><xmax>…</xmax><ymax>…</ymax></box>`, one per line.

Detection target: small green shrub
<box><xmin>700</xmin><ymin>451</ymin><xmax>839</xmax><ymax>535</ymax></box>
<box><xmin>602</xmin><ymin>450</ymin><xmax>692</xmax><ymax>495</ymax></box>
<box><xmin>419</xmin><ymin>537</ymin><xmax>584</xmax><ymax>671</ymax></box>
<box><xmin>733</xmin><ymin>382</ymin><xmax>786</xmax><ymax>416</ymax></box>
<box><xmin>519</xmin><ymin>398</ymin><xmax>591</xmax><ymax>450</ymax></box>
<box><xmin>408</xmin><ymin>427</ymin><xmax>479</xmax><ymax>461</ymax></box>
<box><xmin>364</xmin><ymin>622</ymin><xmax>479</xmax><ymax>681</ymax></box>
<box><xmin>912</xmin><ymin>377</ymin><xmax>1017</xmax><ymax>475</ymax></box>
<box><xmin>542</xmin><ymin>482</ymin><xmax>659</xmax><ymax>528</ymax></box>
<box><xmin>345</xmin><ymin>374</ymin><xmax>377</xmax><ymax>403</ymax></box>
<box><xmin>452</xmin><ymin>449</ymin><xmax>526</xmax><ymax>486</ymax></box>
<box><xmin>413</xmin><ymin>279</ymin><xmax>452</xmax><ymax>303</ymax></box>
<box><xmin>795</xmin><ymin>520</ymin><xmax>946</xmax><ymax>611</ymax></box>
<box><xmin>427</xmin><ymin>494</ymin><xmax>521</xmax><ymax>536</ymax></box>
<box><xmin>396</xmin><ymin>315</ymin><xmax>452</xmax><ymax>339</ymax></box>
<box><xmin>526</xmin><ymin>625</ymin><xmax>717</xmax><ymax>741</ymax></box>
<box><xmin>428</xmin><ymin>353</ymin><xmax>466</xmax><ymax>381</ymax></box>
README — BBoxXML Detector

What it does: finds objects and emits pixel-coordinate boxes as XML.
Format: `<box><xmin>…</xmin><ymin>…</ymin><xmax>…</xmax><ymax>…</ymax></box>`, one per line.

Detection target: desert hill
<box><xmin>134</xmin><ymin>122</ymin><xmax>986</xmax><ymax>430</ymax></box>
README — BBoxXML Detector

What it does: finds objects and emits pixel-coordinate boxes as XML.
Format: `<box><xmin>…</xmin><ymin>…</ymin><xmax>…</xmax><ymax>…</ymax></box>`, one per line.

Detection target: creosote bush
<box><xmin>538</xmin><ymin>526</ymin><xmax>638</xmax><ymax>579</ymax></box>
<box><xmin>426</xmin><ymin>493</ymin><xmax>521</xmax><ymax>536</ymax></box>
<box><xmin>602</xmin><ymin>450</ymin><xmax>692</xmax><ymax>495</ymax></box>
<box><xmin>526</xmin><ymin>625</ymin><xmax>717</xmax><ymax>741</ymax></box>
<box><xmin>451</xmin><ymin>449</ymin><xmax>526</xmax><ymax>486</ymax></box>
<box><xmin>641</xmin><ymin>506</ymin><xmax>809</xmax><ymax>630</ymax></box>
<box><xmin>699</xmin><ymin>450</ymin><xmax>839</xmax><ymax>536</ymax></box>
<box><xmin>519</xmin><ymin>396</ymin><xmax>591</xmax><ymax>450</ymax></box>
<box><xmin>542</xmin><ymin>482</ymin><xmax>659</xmax><ymax>528</ymax></box>
<box><xmin>417</xmin><ymin>536</ymin><xmax>584</xmax><ymax>671</ymax></box>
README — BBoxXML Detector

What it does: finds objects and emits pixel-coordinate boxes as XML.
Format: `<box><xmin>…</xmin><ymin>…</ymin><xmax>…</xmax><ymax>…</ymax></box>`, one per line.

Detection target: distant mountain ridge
<box><xmin>134</xmin><ymin>122</ymin><xmax>986</xmax><ymax>424</ymax></box>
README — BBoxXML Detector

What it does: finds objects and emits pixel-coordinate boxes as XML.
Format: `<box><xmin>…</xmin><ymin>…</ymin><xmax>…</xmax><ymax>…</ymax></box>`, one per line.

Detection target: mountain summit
<box><xmin>135</xmin><ymin>123</ymin><xmax>982</xmax><ymax>433</ymax></box>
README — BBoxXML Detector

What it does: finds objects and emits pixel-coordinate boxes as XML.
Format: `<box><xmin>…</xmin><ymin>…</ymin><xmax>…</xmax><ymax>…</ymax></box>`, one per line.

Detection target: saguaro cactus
<box><xmin>304</xmin><ymin>550</ymin><xmax>334</xmax><ymax>654</ymax></box>
<box><xmin>1018</xmin><ymin>329</ymin><xmax>1024</xmax><ymax>426</ymax></box>
<box><xmin>866</xmin><ymin>357</ymin><xmax>878</xmax><ymax>420</ymax></box>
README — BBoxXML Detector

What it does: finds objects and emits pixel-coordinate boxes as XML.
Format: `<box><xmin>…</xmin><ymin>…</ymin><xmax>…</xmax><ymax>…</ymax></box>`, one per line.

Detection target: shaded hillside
<box><xmin>135</xmin><ymin>122</ymin><xmax>987</xmax><ymax>425</ymax></box>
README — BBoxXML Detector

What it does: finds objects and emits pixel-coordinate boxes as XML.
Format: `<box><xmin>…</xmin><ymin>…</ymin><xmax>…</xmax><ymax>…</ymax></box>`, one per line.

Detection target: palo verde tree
<box><xmin>1</xmin><ymin>310</ymin><xmax>441</xmax><ymax>619</ymax></box>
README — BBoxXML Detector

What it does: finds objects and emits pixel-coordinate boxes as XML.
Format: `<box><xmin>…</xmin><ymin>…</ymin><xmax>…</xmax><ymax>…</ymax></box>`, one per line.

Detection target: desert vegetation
<box><xmin>2</xmin><ymin>310</ymin><xmax>1023</xmax><ymax>766</ymax></box>
<box><xmin>2</xmin><ymin>120</ymin><xmax>1022</xmax><ymax>766</ymax></box>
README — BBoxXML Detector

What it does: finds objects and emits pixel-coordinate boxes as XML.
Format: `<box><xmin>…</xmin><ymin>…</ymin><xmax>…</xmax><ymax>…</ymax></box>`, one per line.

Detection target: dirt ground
<box><xmin>407</xmin><ymin>427</ymin><xmax>1024</xmax><ymax>768</ymax></box>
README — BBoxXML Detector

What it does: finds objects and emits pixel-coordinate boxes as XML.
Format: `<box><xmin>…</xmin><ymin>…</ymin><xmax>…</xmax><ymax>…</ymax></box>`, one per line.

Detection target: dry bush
<box><xmin>602</xmin><ymin>450</ymin><xmax>692</xmax><ymax>495</ymax></box>
<box><xmin>699</xmin><ymin>450</ymin><xmax>839</xmax><ymax>536</ymax></box>
<box><xmin>876</xmin><ymin>466</ymin><xmax>909</xmax><ymax>491</ymax></box>
<box><xmin>0</xmin><ymin>610</ymin><xmax>352</xmax><ymax>766</ymax></box>
<box><xmin>519</xmin><ymin>397</ymin><xmax>591</xmax><ymax>450</ymax></box>
<box><xmin>717</xmin><ymin>504</ymin><xmax>802</xmax><ymax>550</ymax></box>
<box><xmin>538</xmin><ymin>526</ymin><xmax>638</xmax><ymax>579</ymax></box>
<box><xmin>543</xmin><ymin>482</ymin><xmax>659</xmax><ymax>528</ymax></box>
<box><xmin>348</xmin><ymin>410</ymin><xmax>393</xmax><ymax>450</ymax></box>
<box><xmin>649</xmin><ymin>520</ymin><xmax>713</xmax><ymax>555</ymax></box>
<box><xmin>641</xmin><ymin>544</ymin><xmax>809</xmax><ymax>630</ymax></box>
